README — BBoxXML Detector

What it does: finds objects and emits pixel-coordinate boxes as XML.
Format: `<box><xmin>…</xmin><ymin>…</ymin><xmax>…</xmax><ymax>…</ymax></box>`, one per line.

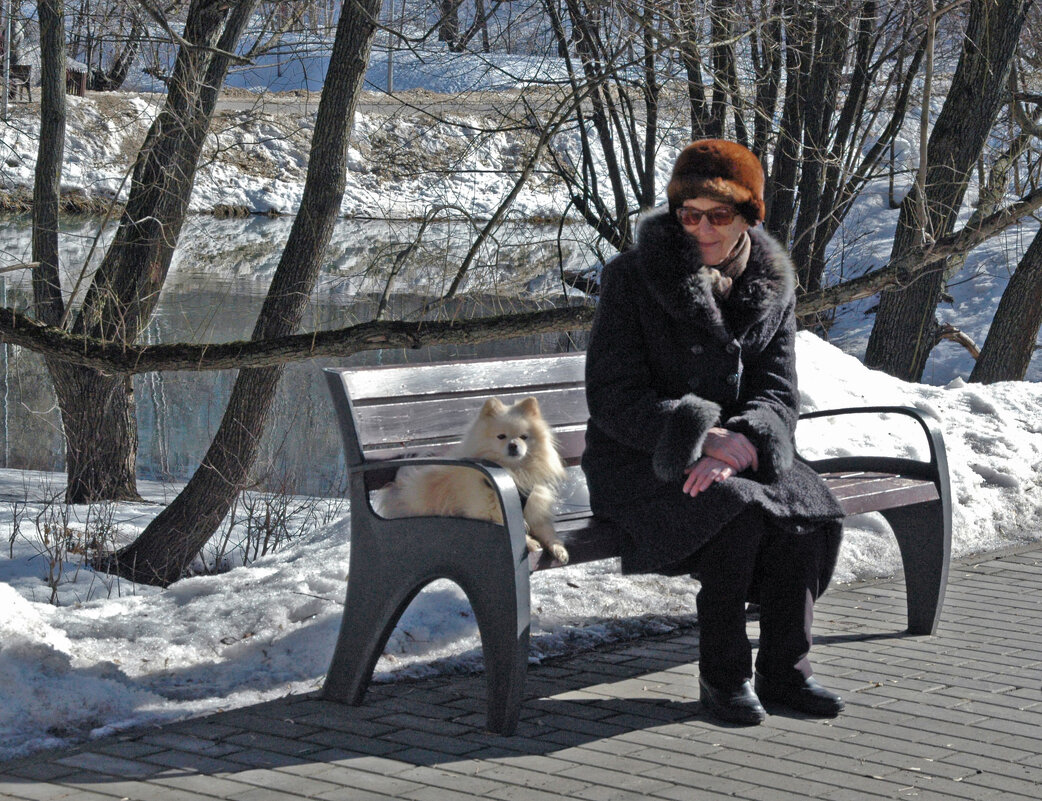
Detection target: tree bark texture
<box><xmin>791</xmin><ymin>6</ymin><xmax>849</xmax><ymax>291</ymax></box>
<box><xmin>864</xmin><ymin>0</ymin><xmax>1029</xmax><ymax>381</ymax></box>
<box><xmin>31</xmin><ymin>0</ymin><xmax>66</xmax><ymax>329</ymax></box>
<box><xmin>808</xmin><ymin>0</ymin><xmax>878</xmax><ymax>286</ymax></box>
<box><xmin>677</xmin><ymin>12</ymin><xmax>712</xmax><ymax>139</ymax></box>
<box><xmin>707</xmin><ymin>0</ymin><xmax>732</xmax><ymax>139</ymax></box>
<box><xmin>104</xmin><ymin>0</ymin><xmax>384</xmax><ymax>586</ymax></box>
<box><xmin>751</xmin><ymin>0</ymin><xmax>783</xmax><ymax>160</ymax></box>
<box><xmin>89</xmin><ymin>17</ymin><xmax>144</xmax><ymax>92</ymax></box>
<box><xmin>0</xmin><ymin>305</ymin><xmax>596</xmax><ymax>374</ymax></box>
<box><xmin>764</xmin><ymin>1</ymin><xmax>814</xmax><ymax>244</ymax></box>
<box><xmin>28</xmin><ymin>2</ymin><xmax>137</xmax><ymax>500</ymax></box>
<box><xmin>970</xmin><ymin>229</ymin><xmax>1042</xmax><ymax>383</ymax></box>
<box><xmin>51</xmin><ymin>0</ymin><xmax>257</xmax><ymax>503</ymax></box>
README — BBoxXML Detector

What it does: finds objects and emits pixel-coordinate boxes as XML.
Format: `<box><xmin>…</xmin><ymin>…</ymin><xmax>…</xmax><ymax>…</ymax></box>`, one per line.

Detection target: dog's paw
<box><xmin>526</xmin><ymin>535</ymin><xmax>569</xmax><ymax>565</ymax></box>
<box><xmin>549</xmin><ymin>542</ymin><xmax>570</xmax><ymax>565</ymax></box>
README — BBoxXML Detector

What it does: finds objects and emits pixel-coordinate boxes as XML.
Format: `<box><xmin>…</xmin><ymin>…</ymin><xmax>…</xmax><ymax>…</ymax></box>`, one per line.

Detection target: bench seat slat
<box><xmin>821</xmin><ymin>472</ymin><xmax>939</xmax><ymax>515</ymax></box>
<box><xmin>529</xmin><ymin>473</ymin><xmax>940</xmax><ymax>570</ymax></box>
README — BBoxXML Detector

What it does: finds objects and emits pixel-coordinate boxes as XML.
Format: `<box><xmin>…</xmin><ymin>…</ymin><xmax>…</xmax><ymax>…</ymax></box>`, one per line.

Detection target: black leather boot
<box><xmin>698</xmin><ymin>677</ymin><xmax>767</xmax><ymax>725</ymax></box>
<box><xmin>754</xmin><ymin>672</ymin><xmax>844</xmax><ymax>717</ymax></box>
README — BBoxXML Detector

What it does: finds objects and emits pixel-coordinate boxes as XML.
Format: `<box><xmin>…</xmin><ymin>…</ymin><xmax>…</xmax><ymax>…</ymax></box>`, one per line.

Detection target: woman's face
<box><xmin>678</xmin><ymin>197</ymin><xmax>750</xmax><ymax>266</ymax></box>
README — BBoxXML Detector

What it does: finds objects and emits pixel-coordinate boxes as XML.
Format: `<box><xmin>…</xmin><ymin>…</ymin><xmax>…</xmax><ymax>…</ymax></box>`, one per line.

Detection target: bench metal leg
<box><xmin>323</xmin><ymin>557</ymin><xmax>425</xmax><ymax>706</ymax></box>
<box><xmin>879</xmin><ymin>500</ymin><xmax>951</xmax><ymax>635</ymax></box>
<box><xmin>463</xmin><ymin>559</ymin><xmax>530</xmax><ymax>735</ymax></box>
<box><xmin>323</xmin><ymin>516</ymin><xmax>531</xmax><ymax>735</ymax></box>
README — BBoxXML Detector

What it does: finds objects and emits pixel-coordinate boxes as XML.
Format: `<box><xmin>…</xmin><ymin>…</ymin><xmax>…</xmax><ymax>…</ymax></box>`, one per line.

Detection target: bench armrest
<box><xmin>351</xmin><ymin>457</ymin><xmax>530</xmax><ymax>565</ymax></box>
<box><xmin>797</xmin><ymin>405</ymin><xmax>950</xmax><ymax>489</ymax></box>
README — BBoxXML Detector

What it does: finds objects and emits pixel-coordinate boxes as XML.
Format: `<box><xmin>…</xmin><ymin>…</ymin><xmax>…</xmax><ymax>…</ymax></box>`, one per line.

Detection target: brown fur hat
<box><xmin>667</xmin><ymin>139</ymin><xmax>766</xmax><ymax>224</ymax></box>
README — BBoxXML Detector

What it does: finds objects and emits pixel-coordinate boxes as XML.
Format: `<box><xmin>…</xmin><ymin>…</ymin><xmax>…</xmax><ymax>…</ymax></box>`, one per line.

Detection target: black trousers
<box><xmin>685</xmin><ymin>505</ymin><xmax>826</xmax><ymax>690</ymax></box>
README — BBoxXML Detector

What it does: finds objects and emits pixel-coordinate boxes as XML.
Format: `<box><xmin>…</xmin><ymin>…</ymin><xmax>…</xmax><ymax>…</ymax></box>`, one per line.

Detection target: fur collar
<box><xmin>632</xmin><ymin>211</ymin><xmax>795</xmax><ymax>340</ymax></box>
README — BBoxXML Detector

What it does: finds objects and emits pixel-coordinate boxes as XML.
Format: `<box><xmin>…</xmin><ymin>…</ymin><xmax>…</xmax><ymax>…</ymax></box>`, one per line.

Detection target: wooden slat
<box><xmin>354</xmin><ymin>387</ymin><xmax>589</xmax><ymax>450</ymax></box>
<box><xmin>822</xmin><ymin>472</ymin><xmax>939</xmax><ymax>515</ymax></box>
<box><xmin>344</xmin><ymin>352</ymin><xmax>586</xmax><ymax>402</ymax></box>
<box><xmin>531</xmin><ymin>519</ymin><xmax>624</xmax><ymax>571</ymax></box>
<box><xmin>526</xmin><ymin>471</ymin><xmax>940</xmax><ymax>571</ymax></box>
<box><xmin>361</xmin><ymin>425</ymin><xmax>586</xmax><ymax>460</ymax></box>
<box><xmin>337</xmin><ymin>354</ymin><xmax>943</xmax><ymax>574</ymax></box>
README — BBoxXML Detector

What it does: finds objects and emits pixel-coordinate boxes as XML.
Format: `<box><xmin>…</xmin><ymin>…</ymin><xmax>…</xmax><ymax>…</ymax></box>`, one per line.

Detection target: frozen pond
<box><xmin>0</xmin><ymin>214</ymin><xmax>592</xmax><ymax>493</ymax></box>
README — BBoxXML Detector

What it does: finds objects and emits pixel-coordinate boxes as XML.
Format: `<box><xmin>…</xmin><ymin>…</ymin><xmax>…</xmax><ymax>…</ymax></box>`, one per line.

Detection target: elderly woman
<box><xmin>582</xmin><ymin>140</ymin><xmax>845</xmax><ymax>725</ymax></box>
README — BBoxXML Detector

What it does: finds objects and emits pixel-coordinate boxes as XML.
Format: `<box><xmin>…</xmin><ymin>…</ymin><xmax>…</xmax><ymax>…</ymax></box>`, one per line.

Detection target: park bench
<box><xmin>322</xmin><ymin>351</ymin><xmax>952</xmax><ymax>734</ymax></box>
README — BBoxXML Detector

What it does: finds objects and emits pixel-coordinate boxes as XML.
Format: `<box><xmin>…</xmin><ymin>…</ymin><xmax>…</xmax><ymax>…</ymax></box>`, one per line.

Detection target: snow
<box><xmin>3</xmin><ymin>32</ymin><xmax>1042</xmax><ymax>763</ymax></box>
<box><xmin>3</xmin><ymin>335</ymin><xmax>1042</xmax><ymax>760</ymax></box>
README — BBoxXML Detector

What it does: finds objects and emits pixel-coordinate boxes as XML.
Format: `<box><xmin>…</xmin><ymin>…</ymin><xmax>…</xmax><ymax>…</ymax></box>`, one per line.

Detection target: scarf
<box><xmin>707</xmin><ymin>231</ymin><xmax>751</xmax><ymax>299</ymax></box>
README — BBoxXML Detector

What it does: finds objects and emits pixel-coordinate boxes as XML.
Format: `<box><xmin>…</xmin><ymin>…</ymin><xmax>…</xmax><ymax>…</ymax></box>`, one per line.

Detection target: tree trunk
<box><xmin>89</xmin><ymin>17</ymin><xmax>144</xmax><ymax>91</ymax></box>
<box><xmin>812</xmin><ymin>32</ymin><xmax>926</xmax><ymax>275</ymax></box>
<box><xmin>438</xmin><ymin>0</ymin><xmax>462</xmax><ymax>51</ymax></box>
<box><xmin>969</xmin><ymin>229</ymin><xmax>1042</xmax><ymax>383</ymax></box>
<box><xmin>104</xmin><ymin>0</ymin><xmax>383</xmax><ymax>587</ymax></box>
<box><xmin>790</xmin><ymin>8</ymin><xmax>849</xmax><ymax>292</ymax></box>
<box><xmin>707</xmin><ymin>0</ymin><xmax>731</xmax><ymax>139</ymax></box>
<box><xmin>31</xmin><ymin>1</ymin><xmax>66</xmax><ymax>330</ymax></box>
<box><xmin>764</xmin><ymin>1</ymin><xmax>814</xmax><ymax>244</ymax></box>
<box><xmin>640</xmin><ymin>9</ymin><xmax>658</xmax><ymax>209</ymax></box>
<box><xmin>678</xmin><ymin>18</ymin><xmax>711</xmax><ymax>139</ymax></box>
<box><xmin>50</xmin><ymin>0</ymin><xmax>257</xmax><ymax>503</ymax></box>
<box><xmin>751</xmin><ymin>1</ymin><xmax>782</xmax><ymax>159</ymax></box>
<box><xmin>864</xmin><ymin>0</ymin><xmax>1029</xmax><ymax>381</ymax></box>
<box><xmin>808</xmin><ymin>0</ymin><xmax>877</xmax><ymax>287</ymax></box>
<box><xmin>27</xmin><ymin>3</ymin><xmax>135</xmax><ymax>501</ymax></box>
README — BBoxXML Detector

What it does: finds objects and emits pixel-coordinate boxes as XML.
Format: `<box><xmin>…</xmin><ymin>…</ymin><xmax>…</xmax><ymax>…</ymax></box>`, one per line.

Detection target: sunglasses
<box><xmin>676</xmin><ymin>206</ymin><xmax>738</xmax><ymax>227</ymax></box>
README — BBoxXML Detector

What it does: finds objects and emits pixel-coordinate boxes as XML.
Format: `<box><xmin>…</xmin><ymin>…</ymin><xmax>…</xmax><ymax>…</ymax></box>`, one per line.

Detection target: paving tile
<box><xmin>148</xmin><ymin>772</ymin><xmax>258</xmax><ymax>798</ymax></box>
<box><xmin>53</xmin><ymin>752</ymin><xmax>161</xmax><ymax>780</ymax></box>
<box><xmin>0</xmin><ymin>779</ymin><xmax>82</xmax><ymax>801</ymax></box>
<box><xmin>134</xmin><ymin>734</ymin><xmax>239</xmax><ymax>758</ymax></box>
<box><xmin>0</xmin><ymin>762</ymin><xmax>78</xmax><ymax>782</ymax></box>
<box><xmin>57</xmin><ymin>776</ymin><xmax>218</xmax><ymax>801</ymax></box>
<box><xmin>0</xmin><ymin>780</ymin><xmax>125</xmax><ymax>801</ymax></box>
<box><xmin>5</xmin><ymin>544</ymin><xmax>1042</xmax><ymax>801</ymax></box>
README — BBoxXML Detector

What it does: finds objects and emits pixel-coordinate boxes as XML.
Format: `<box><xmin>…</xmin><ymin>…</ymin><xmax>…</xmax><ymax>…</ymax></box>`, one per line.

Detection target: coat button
<box><xmin>726</xmin><ymin>342</ymin><xmax>740</xmax><ymax>355</ymax></box>
<box><xmin>726</xmin><ymin>373</ymin><xmax>740</xmax><ymax>386</ymax></box>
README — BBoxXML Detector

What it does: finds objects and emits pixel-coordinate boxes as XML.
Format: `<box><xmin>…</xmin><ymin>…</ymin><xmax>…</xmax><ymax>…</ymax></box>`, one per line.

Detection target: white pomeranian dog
<box><xmin>389</xmin><ymin>396</ymin><xmax>569</xmax><ymax>564</ymax></box>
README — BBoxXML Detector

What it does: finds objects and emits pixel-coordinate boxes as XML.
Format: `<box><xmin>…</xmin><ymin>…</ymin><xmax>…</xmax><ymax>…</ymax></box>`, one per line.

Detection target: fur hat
<box><xmin>667</xmin><ymin>139</ymin><xmax>766</xmax><ymax>224</ymax></box>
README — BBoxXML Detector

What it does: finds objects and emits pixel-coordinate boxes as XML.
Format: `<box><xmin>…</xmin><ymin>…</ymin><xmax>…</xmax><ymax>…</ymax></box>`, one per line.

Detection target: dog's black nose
<box><xmin>508</xmin><ymin>442</ymin><xmax>519</xmax><ymax>456</ymax></box>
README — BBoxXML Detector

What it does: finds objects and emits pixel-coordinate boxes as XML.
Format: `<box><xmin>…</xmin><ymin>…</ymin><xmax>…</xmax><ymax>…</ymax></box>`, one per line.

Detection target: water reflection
<box><xmin>0</xmin><ymin>215</ymin><xmax>594</xmax><ymax>494</ymax></box>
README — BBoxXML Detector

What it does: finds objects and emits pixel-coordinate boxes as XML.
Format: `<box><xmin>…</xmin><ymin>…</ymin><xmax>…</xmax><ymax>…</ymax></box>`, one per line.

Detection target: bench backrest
<box><xmin>325</xmin><ymin>352</ymin><xmax>589</xmax><ymax>467</ymax></box>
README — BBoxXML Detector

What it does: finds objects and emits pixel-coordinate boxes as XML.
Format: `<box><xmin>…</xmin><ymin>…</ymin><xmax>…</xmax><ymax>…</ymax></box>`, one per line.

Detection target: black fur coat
<box><xmin>582</xmin><ymin>211</ymin><xmax>843</xmax><ymax>577</ymax></box>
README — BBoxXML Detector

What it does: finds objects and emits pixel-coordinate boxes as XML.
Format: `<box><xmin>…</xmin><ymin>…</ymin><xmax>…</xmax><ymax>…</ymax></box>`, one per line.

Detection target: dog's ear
<box><xmin>480</xmin><ymin>397</ymin><xmax>506</xmax><ymax>417</ymax></box>
<box><xmin>517</xmin><ymin>396</ymin><xmax>541</xmax><ymax>417</ymax></box>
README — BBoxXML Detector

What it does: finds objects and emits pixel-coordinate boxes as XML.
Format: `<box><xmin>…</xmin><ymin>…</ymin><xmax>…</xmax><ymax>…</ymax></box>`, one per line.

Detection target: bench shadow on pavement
<box><xmin>5</xmin><ymin>623</ymin><xmax>914</xmax><ymax>786</ymax></box>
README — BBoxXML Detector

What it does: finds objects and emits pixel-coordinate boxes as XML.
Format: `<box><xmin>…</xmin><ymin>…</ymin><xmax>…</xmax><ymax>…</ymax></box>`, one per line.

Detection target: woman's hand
<box><xmin>702</xmin><ymin>427</ymin><xmax>759</xmax><ymax>472</ymax></box>
<box><xmin>682</xmin><ymin>456</ymin><xmax>736</xmax><ymax>497</ymax></box>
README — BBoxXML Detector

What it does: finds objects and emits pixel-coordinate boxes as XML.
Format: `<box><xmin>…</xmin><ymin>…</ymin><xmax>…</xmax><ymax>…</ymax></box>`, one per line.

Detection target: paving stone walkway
<box><xmin>2</xmin><ymin>544</ymin><xmax>1041</xmax><ymax>800</ymax></box>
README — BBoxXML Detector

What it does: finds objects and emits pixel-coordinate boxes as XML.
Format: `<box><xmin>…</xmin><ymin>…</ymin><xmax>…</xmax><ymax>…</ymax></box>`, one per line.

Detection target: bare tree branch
<box><xmin>0</xmin><ymin>305</ymin><xmax>595</xmax><ymax>374</ymax></box>
<box><xmin>133</xmin><ymin>0</ymin><xmax>251</xmax><ymax>63</ymax></box>
<box><xmin>797</xmin><ymin>185</ymin><xmax>1042</xmax><ymax>315</ymax></box>
<box><xmin>935</xmin><ymin>322</ymin><xmax>980</xmax><ymax>359</ymax></box>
